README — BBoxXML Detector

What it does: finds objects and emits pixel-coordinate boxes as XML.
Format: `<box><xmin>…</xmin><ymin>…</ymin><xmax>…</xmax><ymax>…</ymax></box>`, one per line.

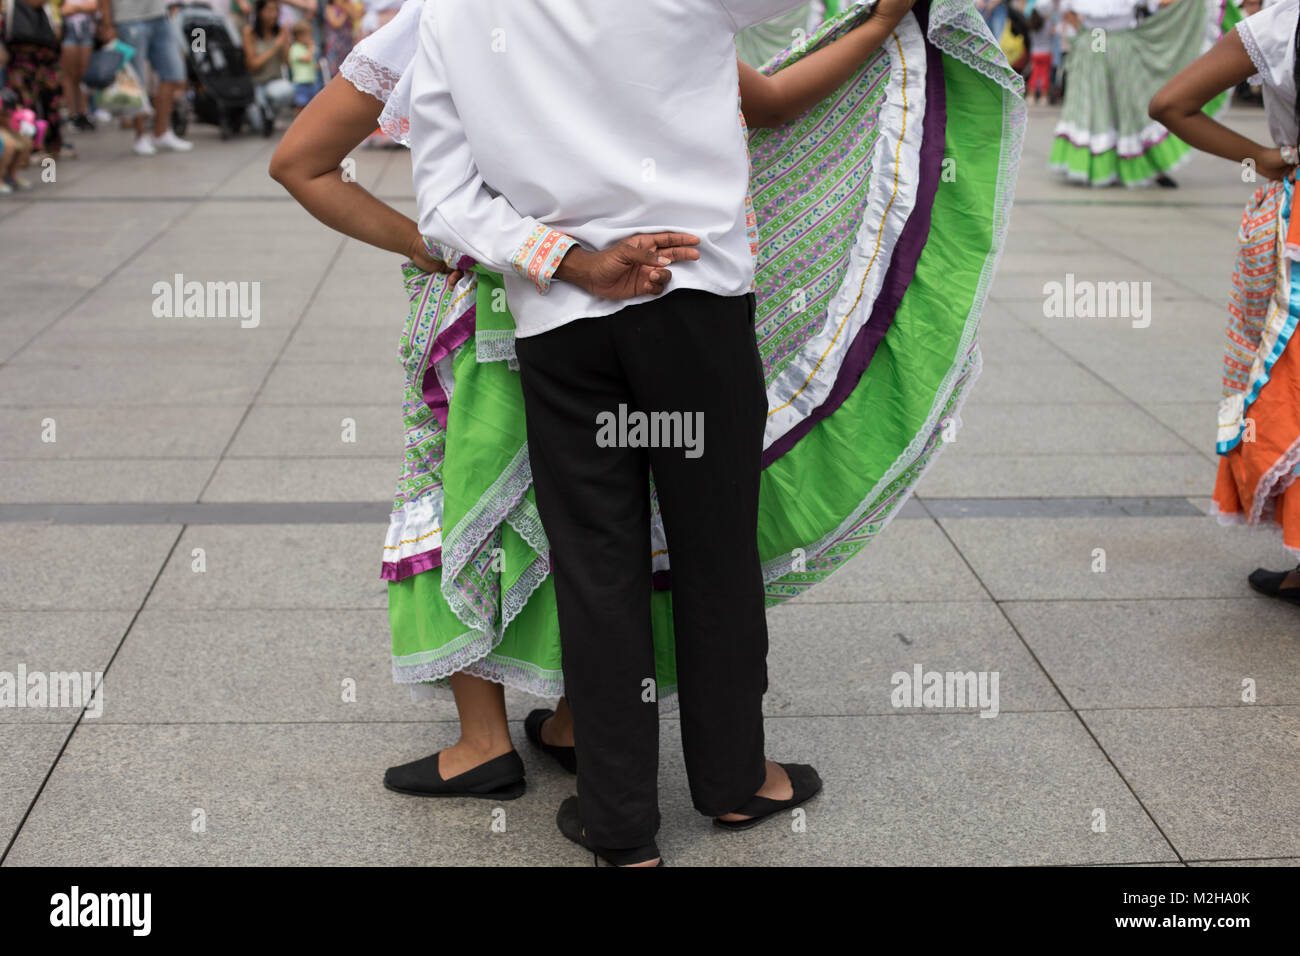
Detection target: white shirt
<box><xmin>1238</xmin><ymin>0</ymin><xmax>1299</xmax><ymax>148</ymax></box>
<box><xmin>1061</xmin><ymin>0</ymin><xmax>1156</xmax><ymax>30</ymax></box>
<box><xmin>408</xmin><ymin>0</ymin><xmax>803</xmax><ymax>339</ymax></box>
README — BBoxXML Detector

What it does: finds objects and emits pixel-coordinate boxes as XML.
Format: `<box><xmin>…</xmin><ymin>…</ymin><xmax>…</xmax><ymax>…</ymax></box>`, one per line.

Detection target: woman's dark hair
<box><xmin>252</xmin><ymin>0</ymin><xmax>280</xmax><ymax>39</ymax></box>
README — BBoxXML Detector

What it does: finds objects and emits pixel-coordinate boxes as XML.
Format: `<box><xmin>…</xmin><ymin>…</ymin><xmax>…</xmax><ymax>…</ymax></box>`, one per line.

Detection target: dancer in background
<box><xmin>1151</xmin><ymin>0</ymin><xmax>1300</xmax><ymax>604</ymax></box>
<box><xmin>270</xmin><ymin>0</ymin><xmax>1024</xmax><ymax>857</ymax></box>
<box><xmin>1052</xmin><ymin>0</ymin><xmax>1238</xmax><ymax>187</ymax></box>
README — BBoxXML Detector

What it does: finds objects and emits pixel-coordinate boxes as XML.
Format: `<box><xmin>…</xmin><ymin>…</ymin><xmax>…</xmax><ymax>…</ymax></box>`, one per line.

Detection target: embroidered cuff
<box><xmin>512</xmin><ymin>225</ymin><xmax>577</xmax><ymax>294</ymax></box>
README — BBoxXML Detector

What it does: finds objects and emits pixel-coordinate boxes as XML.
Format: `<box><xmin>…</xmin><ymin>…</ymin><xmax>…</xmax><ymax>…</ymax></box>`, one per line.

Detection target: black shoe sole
<box><xmin>1247</xmin><ymin>579</ymin><xmax>1300</xmax><ymax>606</ymax></box>
<box><xmin>383</xmin><ymin>778</ymin><xmax>526</xmax><ymax>800</ymax></box>
<box><xmin>712</xmin><ymin>784</ymin><xmax>823</xmax><ymax>832</ymax></box>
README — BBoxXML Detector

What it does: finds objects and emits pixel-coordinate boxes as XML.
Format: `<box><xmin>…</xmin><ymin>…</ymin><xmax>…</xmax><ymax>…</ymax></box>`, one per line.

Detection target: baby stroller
<box><xmin>171</xmin><ymin>3</ymin><xmax>255</xmax><ymax>139</ymax></box>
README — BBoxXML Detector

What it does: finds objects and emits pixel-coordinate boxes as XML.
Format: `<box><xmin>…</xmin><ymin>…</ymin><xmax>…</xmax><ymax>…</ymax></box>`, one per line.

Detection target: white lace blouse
<box><xmin>1239</xmin><ymin>0</ymin><xmax>1300</xmax><ymax>148</ymax></box>
<box><xmin>338</xmin><ymin>0</ymin><xmax>424</xmax><ymax>146</ymax></box>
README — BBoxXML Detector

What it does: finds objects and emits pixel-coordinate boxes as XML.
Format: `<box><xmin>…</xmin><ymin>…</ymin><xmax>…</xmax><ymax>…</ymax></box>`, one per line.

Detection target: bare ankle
<box><xmin>542</xmin><ymin>711</ymin><xmax>575</xmax><ymax>747</ymax></box>
<box><xmin>454</xmin><ymin>733</ymin><xmax>513</xmax><ymax>758</ymax></box>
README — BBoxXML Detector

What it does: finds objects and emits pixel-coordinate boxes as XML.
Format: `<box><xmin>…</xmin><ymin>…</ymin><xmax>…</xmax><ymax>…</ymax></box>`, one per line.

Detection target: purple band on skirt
<box><xmin>420</xmin><ymin>305</ymin><xmax>477</xmax><ymax>428</ymax></box>
<box><xmin>382</xmin><ymin>547</ymin><xmax>444</xmax><ymax>582</ymax></box>
<box><xmin>419</xmin><ymin>256</ymin><xmax>481</xmax><ymax>427</ymax></box>
<box><xmin>761</xmin><ymin>29</ymin><xmax>946</xmax><ymax>469</ymax></box>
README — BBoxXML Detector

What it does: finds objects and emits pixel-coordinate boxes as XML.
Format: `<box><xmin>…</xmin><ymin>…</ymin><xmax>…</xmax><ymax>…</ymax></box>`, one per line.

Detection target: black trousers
<box><xmin>515</xmin><ymin>288</ymin><xmax>770</xmax><ymax>848</ymax></box>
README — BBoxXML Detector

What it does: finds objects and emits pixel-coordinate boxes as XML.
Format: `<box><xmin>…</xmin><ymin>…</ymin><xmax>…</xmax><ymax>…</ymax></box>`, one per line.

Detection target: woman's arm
<box><xmin>243</xmin><ymin>26</ymin><xmax>281</xmax><ymax>73</ymax></box>
<box><xmin>268</xmin><ymin>75</ymin><xmax>452</xmax><ymax>273</ymax></box>
<box><xmin>738</xmin><ymin>0</ymin><xmax>916</xmax><ymax>128</ymax></box>
<box><xmin>324</xmin><ymin>3</ymin><xmax>348</xmax><ymax>29</ymax></box>
<box><xmin>1149</xmin><ymin>30</ymin><xmax>1294</xmax><ymax>181</ymax></box>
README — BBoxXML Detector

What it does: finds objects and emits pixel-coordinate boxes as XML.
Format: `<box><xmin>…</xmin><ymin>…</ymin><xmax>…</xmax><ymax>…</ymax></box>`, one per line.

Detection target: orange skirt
<box><xmin>1213</xmin><ymin>330</ymin><xmax>1300</xmax><ymax>558</ymax></box>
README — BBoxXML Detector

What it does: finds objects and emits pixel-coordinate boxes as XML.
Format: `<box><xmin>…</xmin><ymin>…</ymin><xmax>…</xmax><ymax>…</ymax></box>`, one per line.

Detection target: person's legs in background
<box><xmin>250</xmin><ymin>77</ymin><xmax>295</xmax><ymax>129</ymax></box>
<box><xmin>292</xmin><ymin>79</ymin><xmax>320</xmax><ymax>115</ymax></box>
<box><xmin>0</xmin><ymin>127</ymin><xmax>34</xmax><ymax>192</ymax></box>
<box><xmin>1029</xmin><ymin>50</ymin><xmax>1051</xmax><ymax>105</ymax></box>
<box><xmin>60</xmin><ymin>17</ymin><xmax>96</xmax><ymax>129</ymax></box>
<box><xmin>119</xmin><ymin>16</ymin><xmax>192</xmax><ymax>153</ymax></box>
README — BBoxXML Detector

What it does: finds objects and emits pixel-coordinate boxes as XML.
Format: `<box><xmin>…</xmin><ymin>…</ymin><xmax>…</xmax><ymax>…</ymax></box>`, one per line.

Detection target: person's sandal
<box><xmin>525</xmin><ymin>708</ymin><xmax>578</xmax><ymax>774</ymax></box>
<box><xmin>383</xmin><ymin>750</ymin><xmax>526</xmax><ymax>799</ymax></box>
<box><xmin>1248</xmin><ymin>566</ymin><xmax>1300</xmax><ymax>607</ymax></box>
<box><xmin>713</xmin><ymin>762</ymin><xmax>823</xmax><ymax>832</ymax></box>
<box><xmin>556</xmin><ymin>796</ymin><xmax>663</xmax><ymax>866</ymax></box>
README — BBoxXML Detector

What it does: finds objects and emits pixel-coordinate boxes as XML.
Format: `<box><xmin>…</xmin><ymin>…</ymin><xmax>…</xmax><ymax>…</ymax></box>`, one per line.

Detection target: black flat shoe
<box><xmin>556</xmin><ymin>796</ymin><xmax>663</xmax><ymax>866</ymax></box>
<box><xmin>1155</xmin><ymin>173</ymin><xmax>1178</xmax><ymax>188</ymax></box>
<box><xmin>1248</xmin><ymin>566</ymin><xmax>1300</xmax><ymax>606</ymax></box>
<box><xmin>713</xmin><ymin>762</ymin><xmax>823</xmax><ymax>832</ymax></box>
<box><xmin>383</xmin><ymin>750</ymin><xmax>526</xmax><ymax>800</ymax></box>
<box><xmin>525</xmin><ymin>708</ymin><xmax>577</xmax><ymax>774</ymax></box>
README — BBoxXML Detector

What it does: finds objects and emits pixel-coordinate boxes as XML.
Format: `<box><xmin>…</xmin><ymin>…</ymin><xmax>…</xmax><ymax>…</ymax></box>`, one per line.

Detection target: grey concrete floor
<box><xmin>0</xmin><ymin>102</ymin><xmax>1297</xmax><ymax>866</ymax></box>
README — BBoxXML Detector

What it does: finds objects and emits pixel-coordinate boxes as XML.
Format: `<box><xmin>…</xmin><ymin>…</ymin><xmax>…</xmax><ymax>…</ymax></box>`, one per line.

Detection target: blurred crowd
<box><xmin>0</xmin><ymin>0</ymin><xmax>1268</xmax><ymax>199</ymax></box>
<box><xmin>0</xmin><ymin>0</ymin><xmax>398</xmax><ymax>193</ymax></box>
<box><xmin>978</xmin><ymin>0</ymin><xmax>1068</xmax><ymax>105</ymax></box>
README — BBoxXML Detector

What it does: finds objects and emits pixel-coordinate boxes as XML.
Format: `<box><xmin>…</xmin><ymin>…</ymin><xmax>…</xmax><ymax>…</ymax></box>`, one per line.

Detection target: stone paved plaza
<box><xmin>0</xmin><ymin>103</ymin><xmax>1297</xmax><ymax>866</ymax></box>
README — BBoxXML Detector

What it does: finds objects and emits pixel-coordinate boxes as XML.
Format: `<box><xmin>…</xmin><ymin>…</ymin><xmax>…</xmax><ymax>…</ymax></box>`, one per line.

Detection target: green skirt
<box><xmin>382</xmin><ymin>0</ymin><xmax>1025</xmax><ymax>703</ymax></box>
<box><xmin>1049</xmin><ymin>0</ymin><xmax>1235</xmax><ymax>188</ymax></box>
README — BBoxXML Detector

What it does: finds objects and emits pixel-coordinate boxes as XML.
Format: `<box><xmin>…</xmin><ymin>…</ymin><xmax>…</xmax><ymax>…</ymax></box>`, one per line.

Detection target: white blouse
<box><xmin>382</xmin><ymin>0</ymin><xmax>801</xmax><ymax>339</ymax></box>
<box><xmin>340</xmin><ymin>0</ymin><xmax>423</xmax><ymax>143</ymax></box>
<box><xmin>1238</xmin><ymin>0</ymin><xmax>1300</xmax><ymax>148</ymax></box>
<box><xmin>1061</xmin><ymin>0</ymin><xmax>1157</xmax><ymax>30</ymax></box>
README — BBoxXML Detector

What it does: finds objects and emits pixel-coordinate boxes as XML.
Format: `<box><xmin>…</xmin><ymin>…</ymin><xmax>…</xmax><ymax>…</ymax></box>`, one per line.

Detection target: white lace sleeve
<box><xmin>1237</xmin><ymin>0</ymin><xmax>1300</xmax><ymax>89</ymax></box>
<box><xmin>339</xmin><ymin>50</ymin><xmax>404</xmax><ymax>103</ymax></box>
<box><xmin>338</xmin><ymin>0</ymin><xmax>423</xmax><ymax>104</ymax></box>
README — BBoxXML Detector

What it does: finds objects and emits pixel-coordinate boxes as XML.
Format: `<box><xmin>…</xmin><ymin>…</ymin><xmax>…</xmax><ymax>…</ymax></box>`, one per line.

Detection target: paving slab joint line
<box><xmin>0</xmin><ymin>525</ymin><xmax>188</xmax><ymax>865</ymax></box>
<box><xmin>0</xmin><ymin>497</ymin><xmax>1211</xmax><ymax>525</ymax></box>
<box><xmin>927</xmin><ymin>515</ymin><xmax>1189</xmax><ymax>864</ymax></box>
